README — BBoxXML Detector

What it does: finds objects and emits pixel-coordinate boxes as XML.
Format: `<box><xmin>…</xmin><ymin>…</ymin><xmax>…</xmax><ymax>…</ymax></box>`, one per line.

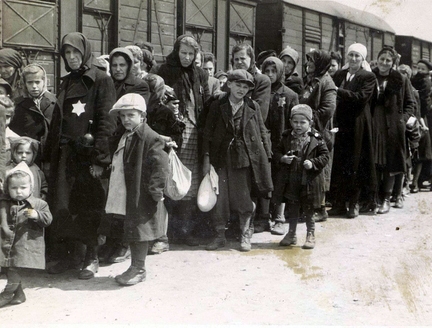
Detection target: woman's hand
<box><xmin>280</xmin><ymin>155</ymin><xmax>296</xmax><ymax>164</ymax></box>
<box><xmin>90</xmin><ymin>164</ymin><xmax>104</xmax><ymax>178</ymax></box>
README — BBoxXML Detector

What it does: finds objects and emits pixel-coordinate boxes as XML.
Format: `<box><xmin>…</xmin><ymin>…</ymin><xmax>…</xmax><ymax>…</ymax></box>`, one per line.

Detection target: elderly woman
<box><xmin>370</xmin><ymin>47</ymin><xmax>416</xmax><ymax>214</ymax></box>
<box><xmin>156</xmin><ymin>35</ymin><xmax>210</xmax><ymax>245</ymax></box>
<box><xmin>300</xmin><ymin>50</ymin><xmax>337</xmax><ymax>222</ymax></box>
<box><xmin>0</xmin><ymin>48</ymin><xmax>25</xmax><ymax>100</ymax></box>
<box><xmin>279</xmin><ymin>45</ymin><xmax>303</xmax><ymax>95</ymax></box>
<box><xmin>45</xmin><ymin>32</ymin><xmax>116</xmax><ymax>279</ymax></box>
<box><xmin>329</xmin><ymin>43</ymin><xmax>377</xmax><ymax>218</ymax></box>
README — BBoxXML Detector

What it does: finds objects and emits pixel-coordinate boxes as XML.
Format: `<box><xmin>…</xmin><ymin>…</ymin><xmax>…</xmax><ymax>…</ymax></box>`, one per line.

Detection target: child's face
<box><xmin>0</xmin><ymin>86</ymin><xmax>8</xmax><ymax>96</ymax></box>
<box><xmin>263</xmin><ymin>64</ymin><xmax>278</xmax><ymax>84</ymax></box>
<box><xmin>119</xmin><ymin>109</ymin><xmax>143</xmax><ymax>131</ymax></box>
<box><xmin>131</xmin><ymin>56</ymin><xmax>142</xmax><ymax>76</ymax></box>
<box><xmin>290</xmin><ymin>114</ymin><xmax>311</xmax><ymax>135</ymax></box>
<box><xmin>14</xmin><ymin>143</ymin><xmax>34</xmax><ymax>165</ymax></box>
<box><xmin>25</xmin><ymin>72</ymin><xmax>45</xmax><ymax>98</ymax></box>
<box><xmin>227</xmin><ymin>81</ymin><xmax>250</xmax><ymax>102</ymax></box>
<box><xmin>8</xmin><ymin>175</ymin><xmax>32</xmax><ymax>201</ymax></box>
<box><xmin>417</xmin><ymin>63</ymin><xmax>430</xmax><ymax>75</ymax></box>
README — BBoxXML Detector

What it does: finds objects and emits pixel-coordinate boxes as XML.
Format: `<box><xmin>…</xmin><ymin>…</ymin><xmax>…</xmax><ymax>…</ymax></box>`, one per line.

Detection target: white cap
<box><xmin>109</xmin><ymin>93</ymin><xmax>147</xmax><ymax>115</ymax></box>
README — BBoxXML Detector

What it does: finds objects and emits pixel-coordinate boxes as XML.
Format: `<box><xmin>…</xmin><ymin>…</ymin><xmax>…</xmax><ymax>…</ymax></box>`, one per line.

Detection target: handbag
<box><xmin>164</xmin><ymin>149</ymin><xmax>192</xmax><ymax>200</ymax></box>
<box><xmin>197</xmin><ymin>165</ymin><xmax>219</xmax><ymax>212</ymax></box>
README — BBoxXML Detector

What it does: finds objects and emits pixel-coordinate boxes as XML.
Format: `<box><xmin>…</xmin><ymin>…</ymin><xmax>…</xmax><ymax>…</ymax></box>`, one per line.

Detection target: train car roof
<box><xmin>282</xmin><ymin>0</ymin><xmax>395</xmax><ymax>34</ymax></box>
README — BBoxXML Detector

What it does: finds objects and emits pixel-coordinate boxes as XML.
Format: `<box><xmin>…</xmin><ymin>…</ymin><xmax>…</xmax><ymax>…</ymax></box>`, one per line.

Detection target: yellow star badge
<box><xmin>72</xmin><ymin>100</ymin><xmax>86</xmax><ymax>116</ymax></box>
<box><xmin>278</xmin><ymin>96</ymin><xmax>286</xmax><ymax>107</ymax></box>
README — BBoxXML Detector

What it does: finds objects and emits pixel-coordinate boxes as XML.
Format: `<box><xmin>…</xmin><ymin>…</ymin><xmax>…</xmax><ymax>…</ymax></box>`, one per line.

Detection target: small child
<box><xmin>272</xmin><ymin>104</ymin><xmax>329</xmax><ymax>249</ymax></box>
<box><xmin>0</xmin><ymin>161</ymin><xmax>53</xmax><ymax>308</ymax></box>
<box><xmin>7</xmin><ymin>137</ymin><xmax>48</xmax><ymax>200</ymax></box>
<box><xmin>202</xmin><ymin>69</ymin><xmax>273</xmax><ymax>252</ymax></box>
<box><xmin>99</xmin><ymin>93</ymin><xmax>169</xmax><ymax>286</ymax></box>
<box><xmin>9</xmin><ymin>64</ymin><xmax>56</xmax><ymax>166</ymax></box>
<box><xmin>0</xmin><ymin>78</ymin><xmax>12</xmax><ymax>97</ymax></box>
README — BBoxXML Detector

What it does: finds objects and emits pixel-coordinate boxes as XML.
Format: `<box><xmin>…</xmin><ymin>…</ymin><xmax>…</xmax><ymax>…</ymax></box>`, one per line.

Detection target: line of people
<box><xmin>0</xmin><ymin>32</ymin><xmax>431</xmax><ymax>307</ymax></box>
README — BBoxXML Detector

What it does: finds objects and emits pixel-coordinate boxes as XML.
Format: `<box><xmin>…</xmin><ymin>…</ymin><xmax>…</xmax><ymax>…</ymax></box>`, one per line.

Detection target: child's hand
<box><xmin>24</xmin><ymin>208</ymin><xmax>38</xmax><ymax>220</ymax></box>
<box><xmin>281</xmin><ymin>155</ymin><xmax>296</xmax><ymax>164</ymax></box>
<box><xmin>166</xmin><ymin>141</ymin><xmax>178</xmax><ymax>148</ymax></box>
<box><xmin>303</xmin><ymin>160</ymin><xmax>313</xmax><ymax>170</ymax></box>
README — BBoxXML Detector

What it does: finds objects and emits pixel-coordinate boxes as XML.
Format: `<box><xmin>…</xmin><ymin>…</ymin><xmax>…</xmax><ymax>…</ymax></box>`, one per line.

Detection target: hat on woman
<box><xmin>279</xmin><ymin>45</ymin><xmax>300</xmax><ymax>66</ymax></box>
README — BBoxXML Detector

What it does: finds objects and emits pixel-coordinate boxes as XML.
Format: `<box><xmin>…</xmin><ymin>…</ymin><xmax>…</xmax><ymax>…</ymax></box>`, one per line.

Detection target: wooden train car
<box><xmin>255</xmin><ymin>0</ymin><xmax>395</xmax><ymax>71</ymax></box>
<box><xmin>395</xmin><ymin>35</ymin><xmax>432</xmax><ymax>67</ymax></box>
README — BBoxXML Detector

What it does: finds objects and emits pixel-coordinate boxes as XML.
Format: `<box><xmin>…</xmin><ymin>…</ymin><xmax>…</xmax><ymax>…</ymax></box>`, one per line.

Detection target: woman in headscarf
<box><xmin>0</xmin><ymin>48</ymin><xmax>25</xmax><ymax>100</ymax></box>
<box><xmin>156</xmin><ymin>35</ymin><xmax>210</xmax><ymax>245</ymax></box>
<box><xmin>45</xmin><ymin>32</ymin><xmax>116</xmax><ymax>279</ymax></box>
<box><xmin>261</xmin><ymin>56</ymin><xmax>298</xmax><ymax>235</ymax></box>
<box><xmin>109</xmin><ymin>47</ymin><xmax>150</xmax><ymax>102</ymax></box>
<box><xmin>279</xmin><ymin>45</ymin><xmax>304</xmax><ymax>95</ymax></box>
<box><xmin>329</xmin><ymin>43</ymin><xmax>377</xmax><ymax>218</ymax></box>
<box><xmin>300</xmin><ymin>50</ymin><xmax>337</xmax><ymax>222</ymax></box>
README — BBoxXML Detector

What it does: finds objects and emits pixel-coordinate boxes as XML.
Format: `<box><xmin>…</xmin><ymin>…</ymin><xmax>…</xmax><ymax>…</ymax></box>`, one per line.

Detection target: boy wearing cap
<box><xmin>202</xmin><ymin>69</ymin><xmax>273</xmax><ymax>252</ymax></box>
<box><xmin>99</xmin><ymin>93</ymin><xmax>169</xmax><ymax>285</ymax></box>
<box><xmin>272</xmin><ymin>104</ymin><xmax>329</xmax><ymax>249</ymax></box>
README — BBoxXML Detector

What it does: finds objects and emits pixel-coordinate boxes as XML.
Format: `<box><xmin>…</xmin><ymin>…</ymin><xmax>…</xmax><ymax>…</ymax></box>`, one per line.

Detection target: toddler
<box><xmin>0</xmin><ymin>162</ymin><xmax>52</xmax><ymax>307</ymax></box>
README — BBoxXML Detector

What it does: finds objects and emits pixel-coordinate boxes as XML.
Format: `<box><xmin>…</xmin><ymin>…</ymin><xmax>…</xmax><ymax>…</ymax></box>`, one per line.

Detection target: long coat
<box><xmin>0</xmin><ymin>196</ymin><xmax>52</xmax><ymax>269</ymax></box>
<box><xmin>331</xmin><ymin>68</ymin><xmax>377</xmax><ymax>193</ymax></box>
<box><xmin>45</xmin><ymin>64</ymin><xmax>116</xmax><ymax>234</ymax></box>
<box><xmin>108</xmin><ymin>123</ymin><xmax>169</xmax><ymax>242</ymax></box>
<box><xmin>272</xmin><ymin>128</ymin><xmax>329</xmax><ymax>208</ymax></box>
<box><xmin>114</xmin><ymin>73</ymin><xmax>150</xmax><ymax>103</ymax></box>
<box><xmin>202</xmin><ymin>95</ymin><xmax>273</xmax><ymax>196</ymax></box>
<box><xmin>10</xmin><ymin>92</ymin><xmax>56</xmax><ymax>145</ymax></box>
<box><xmin>370</xmin><ymin>68</ymin><xmax>416</xmax><ymax>173</ymax></box>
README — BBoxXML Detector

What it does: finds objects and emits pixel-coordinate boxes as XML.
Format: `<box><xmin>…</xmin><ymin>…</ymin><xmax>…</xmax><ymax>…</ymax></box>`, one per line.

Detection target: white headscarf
<box><xmin>342</xmin><ymin>43</ymin><xmax>372</xmax><ymax>72</ymax></box>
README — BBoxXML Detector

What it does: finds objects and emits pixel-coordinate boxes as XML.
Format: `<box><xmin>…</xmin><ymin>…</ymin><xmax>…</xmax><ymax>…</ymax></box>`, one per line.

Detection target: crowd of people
<box><xmin>0</xmin><ymin>31</ymin><xmax>431</xmax><ymax>306</ymax></box>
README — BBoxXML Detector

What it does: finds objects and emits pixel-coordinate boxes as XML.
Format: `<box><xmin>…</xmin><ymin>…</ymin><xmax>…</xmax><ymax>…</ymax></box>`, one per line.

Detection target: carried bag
<box><xmin>164</xmin><ymin>149</ymin><xmax>192</xmax><ymax>200</ymax></box>
<box><xmin>197</xmin><ymin>165</ymin><xmax>219</xmax><ymax>212</ymax></box>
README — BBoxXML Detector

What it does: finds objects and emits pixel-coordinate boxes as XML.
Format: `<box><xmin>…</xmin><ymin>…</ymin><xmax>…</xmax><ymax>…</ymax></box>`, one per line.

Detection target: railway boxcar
<box><xmin>255</xmin><ymin>0</ymin><xmax>395</xmax><ymax>72</ymax></box>
<box><xmin>396</xmin><ymin>35</ymin><xmax>432</xmax><ymax>67</ymax></box>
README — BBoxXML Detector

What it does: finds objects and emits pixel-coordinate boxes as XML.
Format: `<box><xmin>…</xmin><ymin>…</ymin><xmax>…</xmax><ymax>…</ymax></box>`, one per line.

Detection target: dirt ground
<box><xmin>1</xmin><ymin>189</ymin><xmax>432</xmax><ymax>327</ymax></box>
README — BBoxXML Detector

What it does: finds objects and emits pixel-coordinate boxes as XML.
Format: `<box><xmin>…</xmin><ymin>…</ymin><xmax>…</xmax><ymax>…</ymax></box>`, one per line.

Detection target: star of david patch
<box><xmin>72</xmin><ymin>100</ymin><xmax>86</xmax><ymax>116</ymax></box>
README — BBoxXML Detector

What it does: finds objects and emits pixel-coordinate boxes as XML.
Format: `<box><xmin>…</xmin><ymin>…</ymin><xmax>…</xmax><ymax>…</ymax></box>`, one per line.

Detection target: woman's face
<box><xmin>281</xmin><ymin>56</ymin><xmax>295</xmax><ymax>76</ymax></box>
<box><xmin>263</xmin><ymin>64</ymin><xmax>278</xmax><ymax>84</ymax></box>
<box><xmin>232</xmin><ymin>49</ymin><xmax>251</xmax><ymax>70</ymax></box>
<box><xmin>64</xmin><ymin>45</ymin><xmax>83</xmax><ymax>71</ymax></box>
<box><xmin>377</xmin><ymin>52</ymin><xmax>394</xmax><ymax>75</ymax></box>
<box><xmin>0</xmin><ymin>64</ymin><xmax>16</xmax><ymax>79</ymax></box>
<box><xmin>179</xmin><ymin>44</ymin><xmax>195</xmax><ymax>68</ymax></box>
<box><xmin>305</xmin><ymin>59</ymin><xmax>315</xmax><ymax>75</ymax></box>
<box><xmin>417</xmin><ymin>63</ymin><xmax>430</xmax><ymax>75</ymax></box>
<box><xmin>347</xmin><ymin>51</ymin><xmax>363</xmax><ymax>72</ymax></box>
<box><xmin>328</xmin><ymin>59</ymin><xmax>339</xmax><ymax>76</ymax></box>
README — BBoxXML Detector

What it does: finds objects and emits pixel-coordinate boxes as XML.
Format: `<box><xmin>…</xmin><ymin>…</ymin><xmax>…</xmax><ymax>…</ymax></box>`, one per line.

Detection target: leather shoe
<box><xmin>9</xmin><ymin>283</ymin><xmax>26</xmax><ymax>305</ymax></box>
<box><xmin>149</xmin><ymin>241</ymin><xmax>169</xmax><ymax>255</ymax></box>
<box><xmin>347</xmin><ymin>203</ymin><xmax>359</xmax><ymax>218</ymax></box>
<box><xmin>409</xmin><ymin>184</ymin><xmax>419</xmax><ymax>193</ymax></box>
<box><xmin>108</xmin><ymin>246</ymin><xmax>131</xmax><ymax>263</ymax></box>
<box><xmin>115</xmin><ymin>266</ymin><xmax>146</xmax><ymax>286</ymax></box>
<box><xmin>377</xmin><ymin>199</ymin><xmax>390</xmax><ymax>214</ymax></box>
<box><xmin>394</xmin><ymin>196</ymin><xmax>403</xmax><ymax>209</ymax></box>
<box><xmin>79</xmin><ymin>259</ymin><xmax>99</xmax><ymax>280</ymax></box>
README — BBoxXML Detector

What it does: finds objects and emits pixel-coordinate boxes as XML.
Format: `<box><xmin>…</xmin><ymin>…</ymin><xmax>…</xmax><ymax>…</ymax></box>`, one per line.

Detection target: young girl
<box><xmin>272</xmin><ymin>104</ymin><xmax>329</xmax><ymax>249</ymax></box>
<box><xmin>99</xmin><ymin>93</ymin><xmax>169</xmax><ymax>286</ymax></box>
<box><xmin>261</xmin><ymin>56</ymin><xmax>299</xmax><ymax>235</ymax></box>
<box><xmin>0</xmin><ymin>162</ymin><xmax>52</xmax><ymax>307</ymax></box>
<box><xmin>7</xmin><ymin>137</ymin><xmax>48</xmax><ymax>200</ymax></box>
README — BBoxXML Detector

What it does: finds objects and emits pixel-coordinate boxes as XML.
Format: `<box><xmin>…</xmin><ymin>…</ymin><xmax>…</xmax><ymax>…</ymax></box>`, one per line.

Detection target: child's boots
<box><xmin>280</xmin><ymin>218</ymin><xmax>298</xmax><ymax>246</ymax></box>
<box><xmin>303</xmin><ymin>231</ymin><xmax>315</xmax><ymax>249</ymax></box>
<box><xmin>0</xmin><ymin>282</ymin><xmax>21</xmax><ymax>308</ymax></box>
<box><xmin>206</xmin><ymin>226</ymin><xmax>226</xmax><ymax>250</ymax></box>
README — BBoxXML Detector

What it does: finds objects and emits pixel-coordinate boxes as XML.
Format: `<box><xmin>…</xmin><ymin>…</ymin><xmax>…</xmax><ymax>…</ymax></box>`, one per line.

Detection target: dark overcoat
<box><xmin>0</xmin><ymin>196</ymin><xmax>52</xmax><ymax>269</ymax></box>
<box><xmin>108</xmin><ymin>123</ymin><xmax>169</xmax><ymax>242</ymax></box>
<box><xmin>272</xmin><ymin>128</ymin><xmax>329</xmax><ymax>208</ymax></box>
<box><xmin>202</xmin><ymin>95</ymin><xmax>273</xmax><ymax>196</ymax></box>
<box><xmin>114</xmin><ymin>74</ymin><xmax>150</xmax><ymax>103</ymax></box>
<box><xmin>370</xmin><ymin>68</ymin><xmax>416</xmax><ymax>173</ymax></box>
<box><xmin>331</xmin><ymin>68</ymin><xmax>377</xmax><ymax>191</ymax></box>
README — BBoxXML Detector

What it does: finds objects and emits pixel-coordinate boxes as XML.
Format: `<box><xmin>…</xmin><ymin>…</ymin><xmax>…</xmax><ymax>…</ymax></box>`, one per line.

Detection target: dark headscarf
<box><xmin>143</xmin><ymin>73</ymin><xmax>165</xmax><ymax>113</ymax></box>
<box><xmin>306</xmin><ymin>50</ymin><xmax>332</xmax><ymax>78</ymax></box>
<box><xmin>109</xmin><ymin>47</ymin><xmax>134</xmax><ymax>80</ymax></box>
<box><xmin>261</xmin><ymin>56</ymin><xmax>285</xmax><ymax>85</ymax></box>
<box><xmin>60</xmin><ymin>32</ymin><xmax>94</xmax><ymax>72</ymax></box>
<box><xmin>165</xmin><ymin>34</ymin><xmax>200</xmax><ymax>106</ymax></box>
<box><xmin>0</xmin><ymin>49</ymin><xmax>23</xmax><ymax>69</ymax></box>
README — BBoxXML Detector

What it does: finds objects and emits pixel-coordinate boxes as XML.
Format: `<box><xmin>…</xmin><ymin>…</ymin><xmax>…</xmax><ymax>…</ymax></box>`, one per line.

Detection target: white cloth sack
<box><xmin>164</xmin><ymin>149</ymin><xmax>192</xmax><ymax>200</ymax></box>
<box><xmin>197</xmin><ymin>165</ymin><xmax>219</xmax><ymax>212</ymax></box>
